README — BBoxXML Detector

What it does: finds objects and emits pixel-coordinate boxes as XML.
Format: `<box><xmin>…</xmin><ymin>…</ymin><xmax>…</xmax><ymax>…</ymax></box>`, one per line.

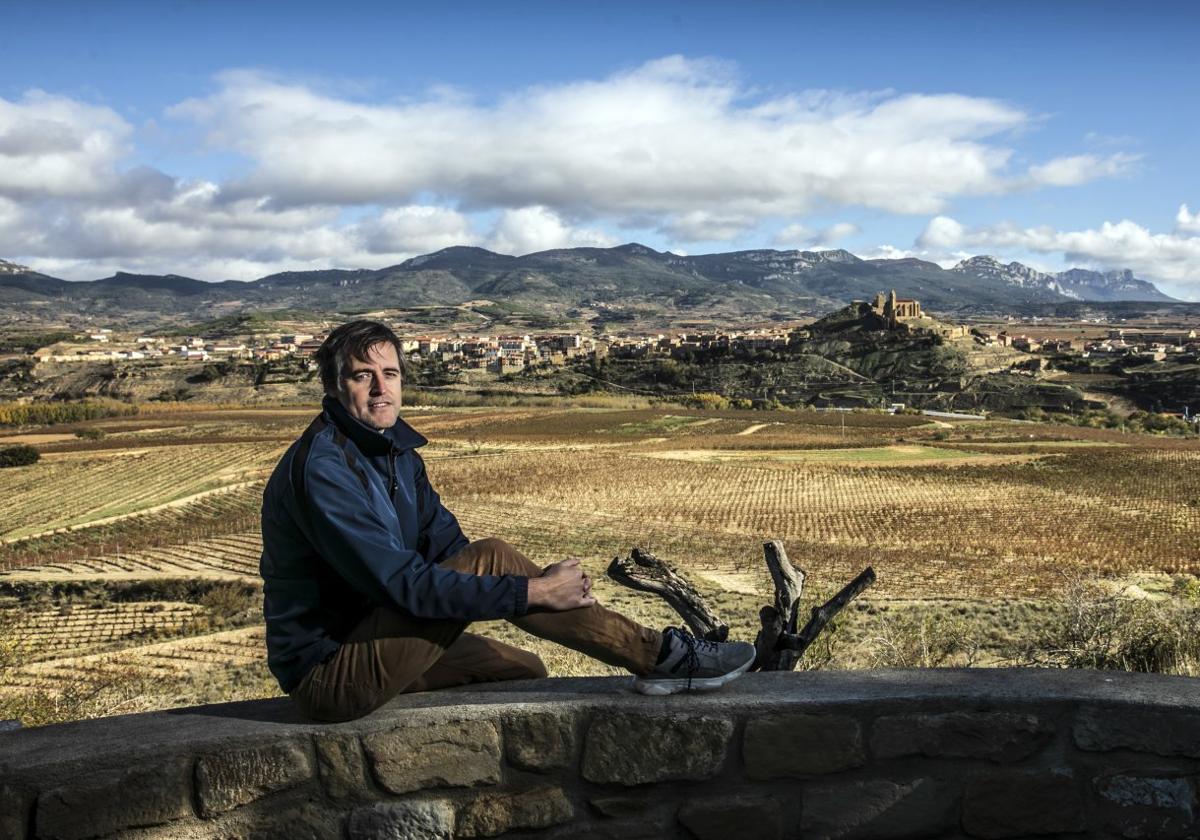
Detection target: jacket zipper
<box><xmin>388</xmin><ymin>450</ymin><xmax>398</xmax><ymax>496</ymax></box>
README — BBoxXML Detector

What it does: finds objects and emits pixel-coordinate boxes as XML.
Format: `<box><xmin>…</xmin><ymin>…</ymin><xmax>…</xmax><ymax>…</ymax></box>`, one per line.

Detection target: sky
<box><xmin>1</xmin><ymin>0</ymin><xmax>1198</xmax><ymax>298</ymax></box>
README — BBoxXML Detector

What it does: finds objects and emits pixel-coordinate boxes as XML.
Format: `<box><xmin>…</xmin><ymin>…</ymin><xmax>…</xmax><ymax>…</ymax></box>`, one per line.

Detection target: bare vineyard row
<box><xmin>410</xmin><ymin>407</ymin><xmax>927</xmax><ymax>443</ymax></box>
<box><xmin>0</xmin><ymin>485</ymin><xmax>263</xmax><ymax>572</ymax></box>
<box><xmin>5</xmin><ymin>602</ymin><xmax>209</xmax><ymax>659</ymax></box>
<box><xmin>0</xmin><ymin>627</ymin><xmax>265</xmax><ymax>696</ymax></box>
<box><xmin>0</xmin><ymin>442</ymin><xmax>284</xmax><ymax>539</ymax></box>
<box><xmin>0</xmin><ymin>532</ymin><xmax>263</xmax><ymax>582</ymax></box>
<box><xmin>437</xmin><ymin>445</ymin><xmax>1200</xmax><ymax>594</ymax></box>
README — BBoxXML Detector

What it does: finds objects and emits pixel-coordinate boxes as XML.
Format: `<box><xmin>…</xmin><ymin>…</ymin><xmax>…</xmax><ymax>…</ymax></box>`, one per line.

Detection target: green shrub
<box><xmin>74</xmin><ymin>427</ymin><xmax>106</xmax><ymax>440</ymax></box>
<box><xmin>677</xmin><ymin>392</ymin><xmax>731</xmax><ymax>410</ymax></box>
<box><xmin>1023</xmin><ymin>578</ymin><xmax>1200</xmax><ymax>675</ymax></box>
<box><xmin>0</xmin><ymin>399</ymin><xmax>138</xmax><ymax>427</ymax></box>
<box><xmin>0</xmin><ymin>445</ymin><xmax>39</xmax><ymax>468</ymax></box>
<box><xmin>866</xmin><ymin>610</ymin><xmax>980</xmax><ymax>668</ymax></box>
<box><xmin>198</xmin><ymin>582</ymin><xmax>260</xmax><ymax>625</ymax></box>
<box><xmin>1125</xmin><ymin>411</ymin><xmax>1195</xmax><ymax>437</ymax></box>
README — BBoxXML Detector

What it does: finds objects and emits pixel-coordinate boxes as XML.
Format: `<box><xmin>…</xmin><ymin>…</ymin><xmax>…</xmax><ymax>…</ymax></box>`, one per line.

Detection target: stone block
<box><xmin>801</xmin><ymin>778</ymin><xmax>956</xmax><ymax>840</ymax></box>
<box><xmin>872</xmin><ymin>711</ymin><xmax>1053</xmax><ymax>763</ymax></box>
<box><xmin>963</xmin><ymin>769</ymin><xmax>1085</xmax><ymax>838</ymax></box>
<box><xmin>503</xmin><ymin>710</ymin><xmax>577</xmax><ymax>772</ymax></box>
<box><xmin>243</xmin><ymin>801</ymin><xmax>345</xmax><ymax>840</ymax></box>
<box><xmin>1095</xmin><ymin>773</ymin><xmax>1197</xmax><ymax>839</ymax></box>
<box><xmin>315</xmin><ymin>733</ymin><xmax>369</xmax><ymax>800</ymax></box>
<box><xmin>346</xmin><ymin>800</ymin><xmax>455</xmax><ymax>840</ymax></box>
<box><xmin>36</xmin><ymin>757</ymin><xmax>193</xmax><ymax>840</ymax></box>
<box><xmin>743</xmin><ymin>713</ymin><xmax>863</xmax><ymax>778</ymax></box>
<box><xmin>457</xmin><ymin>785</ymin><xmax>573</xmax><ymax>837</ymax></box>
<box><xmin>363</xmin><ymin>720</ymin><xmax>501</xmax><ymax>795</ymax></box>
<box><xmin>0</xmin><ymin>783</ymin><xmax>35</xmax><ymax>840</ymax></box>
<box><xmin>678</xmin><ymin>794</ymin><xmax>784</xmax><ymax>840</ymax></box>
<box><xmin>195</xmin><ymin>740</ymin><xmax>314</xmax><ymax>817</ymax></box>
<box><xmin>1075</xmin><ymin>707</ymin><xmax>1200</xmax><ymax>757</ymax></box>
<box><xmin>589</xmin><ymin>793</ymin><xmax>662</xmax><ymax>818</ymax></box>
<box><xmin>581</xmin><ymin>711</ymin><xmax>732</xmax><ymax>785</ymax></box>
<box><xmin>538</xmin><ymin>820</ymin><xmax>667</xmax><ymax>840</ymax></box>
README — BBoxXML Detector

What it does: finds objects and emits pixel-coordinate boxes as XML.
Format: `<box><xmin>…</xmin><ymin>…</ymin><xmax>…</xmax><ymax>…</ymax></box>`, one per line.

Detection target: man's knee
<box><xmin>513</xmin><ymin>649</ymin><xmax>549</xmax><ymax>680</ymax></box>
<box><xmin>473</xmin><ymin>536</ymin><xmax>515</xmax><ymax>555</ymax></box>
<box><xmin>446</xmin><ymin>537</ymin><xmax>538</xmax><ymax>576</ymax></box>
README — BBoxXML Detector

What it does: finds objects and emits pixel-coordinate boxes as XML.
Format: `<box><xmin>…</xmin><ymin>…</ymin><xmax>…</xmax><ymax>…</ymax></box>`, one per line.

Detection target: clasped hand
<box><xmin>526</xmin><ymin>556</ymin><xmax>596</xmax><ymax>611</ymax></box>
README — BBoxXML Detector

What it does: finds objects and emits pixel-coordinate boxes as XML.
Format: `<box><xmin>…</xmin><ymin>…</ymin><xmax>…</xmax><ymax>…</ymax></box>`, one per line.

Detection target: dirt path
<box><xmin>736</xmin><ymin>423</ymin><xmax>771</xmax><ymax>436</ymax></box>
<box><xmin>0</xmin><ymin>433</ymin><xmax>77</xmax><ymax>445</ymax></box>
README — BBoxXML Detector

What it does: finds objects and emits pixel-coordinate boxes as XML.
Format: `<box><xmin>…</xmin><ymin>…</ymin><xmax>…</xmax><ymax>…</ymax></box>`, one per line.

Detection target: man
<box><xmin>261</xmin><ymin>320</ymin><xmax>755</xmax><ymax>721</ymax></box>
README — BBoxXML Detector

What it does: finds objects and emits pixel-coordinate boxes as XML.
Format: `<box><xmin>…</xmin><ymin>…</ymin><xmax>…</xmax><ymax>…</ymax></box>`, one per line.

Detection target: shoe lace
<box><xmin>669</xmin><ymin>627</ymin><xmax>718</xmax><ymax>690</ymax></box>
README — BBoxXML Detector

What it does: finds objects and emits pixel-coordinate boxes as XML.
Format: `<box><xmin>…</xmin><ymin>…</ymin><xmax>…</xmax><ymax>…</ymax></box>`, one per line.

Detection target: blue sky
<box><xmin>2</xmin><ymin>0</ymin><xmax>1198</xmax><ymax>298</ymax></box>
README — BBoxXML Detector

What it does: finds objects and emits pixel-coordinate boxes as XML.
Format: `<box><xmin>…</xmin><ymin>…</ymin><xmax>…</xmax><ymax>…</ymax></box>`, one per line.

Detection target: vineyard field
<box><xmin>8</xmin><ymin>602</ymin><xmax>210</xmax><ymax>661</ymax></box>
<box><xmin>0</xmin><ymin>442</ymin><xmax>285</xmax><ymax>540</ymax></box>
<box><xmin>1</xmin><ymin>532</ymin><xmax>262</xmax><ymax>583</ymax></box>
<box><xmin>2</xmin><ymin>403</ymin><xmax>1198</xmax><ymax>726</ymax></box>
<box><xmin>1</xmin><ymin>627</ymin><xmax>265</xmax><ymax>696</ymax></box>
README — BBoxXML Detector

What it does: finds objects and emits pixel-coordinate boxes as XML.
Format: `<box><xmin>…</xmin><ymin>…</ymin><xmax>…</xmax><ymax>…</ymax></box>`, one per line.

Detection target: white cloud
<box><xmin>917</xmin><ymin>216</ymin><xmax>968</xmax><ymax>250</ymax></box>
<box><xmin>771</xmin><ymin>221</ymin><xmax>860</xmax><ymax>249</ymax></box>
<box><xmin>0</xmin><ymin>91</ymin><xmax>131</xmax><ymax>198</ymax></box>
<box><xmin>815</xmin><ymin>222</ymin><xmax>861</xmax><ymax>246</ymax></box>
<box><xmin>0</xmin><ymin>60</ymin><xmax>1149</xmax><ymax>281</ymax></box>
<box><xmin>170</xmin><ymin>60</ymin><xmax>1105</xmax><ymax>221</ymax></box>
<box><xmin>916</xmin><ymin>211</ymin><xmax>1200</xmax><ymax>297</ymax></box>
<box><xmin>356</xmin><ymin>206</ymin><xmax>476</xmax><ymax>254</ymax></box>
<box><xmin>485</xmin><ymin>206</ymin><xmax>615</xmax><ymax>255</ymax></box>
<box><xmin>1176</xmin><ymin>203</ymin><xmax>1200</xmax><ymax>235</ymax></box>
<box><xmin>856</xmin><ymin>244</ymin><xmax>920</xmax><ymax>261</ymax></box>
<box><xmin>0</xmin><ymin>197</ymin><xmax>28</xmax><ymax>237</ymax></box>
<box><xmin>0</xmin><ymin>183</ymin><xmax>473</xmax><ymax>279</ymax></box>
<box><xmin>664</xmin><ymin>211</ymin><xmax>758</xmax><ymax>242</ymax></box>
<box><xmin>1025</xmin><ymin>153</ymin><xmax>1139</xmax><ymax>187</ymax></box>
<box><xmin>772</xmin><ymin>223</ymin><xmax>816</xmax><ymax>248</ymax></box>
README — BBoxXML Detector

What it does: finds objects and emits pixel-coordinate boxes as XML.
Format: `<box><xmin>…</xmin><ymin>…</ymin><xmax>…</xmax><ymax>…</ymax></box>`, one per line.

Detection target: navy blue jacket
<box><xmin>260</xmin><ymin>396</ymin><xmax>529</xmax><ymax>692</ymax></box>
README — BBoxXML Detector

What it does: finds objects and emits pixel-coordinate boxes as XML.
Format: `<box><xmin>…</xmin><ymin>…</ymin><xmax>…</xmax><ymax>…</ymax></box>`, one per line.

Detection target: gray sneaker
<box><xmin>633</xmin><ymin>627</ymin><xmax>757</xmax><ymax>696</ymax></box>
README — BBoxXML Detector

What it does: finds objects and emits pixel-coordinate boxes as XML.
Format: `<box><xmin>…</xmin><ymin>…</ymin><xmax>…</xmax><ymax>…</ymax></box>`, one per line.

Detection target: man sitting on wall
<box><xmin>260</xmin><ymin>320</ymin><xmax>756</xmax><ymax>721</ymax></box>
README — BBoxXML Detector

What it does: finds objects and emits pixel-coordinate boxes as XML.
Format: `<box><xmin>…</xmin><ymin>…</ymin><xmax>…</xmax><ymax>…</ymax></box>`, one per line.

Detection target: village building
<box><xmin>295</xmin><ymin>338</ymin><xmax>324</xmax><ymax>357</ymax></box>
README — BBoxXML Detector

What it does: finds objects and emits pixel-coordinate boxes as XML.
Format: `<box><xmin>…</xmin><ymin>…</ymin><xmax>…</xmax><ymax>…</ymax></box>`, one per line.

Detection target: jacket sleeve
<box><xmin>300</xmin><ymin>447</ymin><xmax>528</xmax><ymax>621</ymax></box>
<box><xmin>414</xmin><ymin>453</ymin><xmax>471</xmax><ymax>565</ymax></box>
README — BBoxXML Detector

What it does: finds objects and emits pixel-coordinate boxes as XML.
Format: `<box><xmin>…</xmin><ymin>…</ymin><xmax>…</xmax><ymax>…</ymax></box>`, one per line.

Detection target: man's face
<box><xmin>337</xmin><ymin>341</ymin><xmax>402</xmax><ymax>430</ymax></box>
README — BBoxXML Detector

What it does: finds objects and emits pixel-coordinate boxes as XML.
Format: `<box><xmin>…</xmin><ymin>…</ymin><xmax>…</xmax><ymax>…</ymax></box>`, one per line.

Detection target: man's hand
<box><xmin>526</xmin><ymin>557</ymin><xmax>597</xmax><ymax>611</ymax></box>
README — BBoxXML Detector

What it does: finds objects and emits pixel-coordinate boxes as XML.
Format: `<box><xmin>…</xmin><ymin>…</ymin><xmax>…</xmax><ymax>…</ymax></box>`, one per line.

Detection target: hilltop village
<box><xmin>29</xmin><ymin>325</ymin><xmax>806</xmax><ymax>373</ymax></box>
<box><xmin>25</xmin><ymin>290</ymin><xmax>1200</xmax><ymax>375</ymax></box>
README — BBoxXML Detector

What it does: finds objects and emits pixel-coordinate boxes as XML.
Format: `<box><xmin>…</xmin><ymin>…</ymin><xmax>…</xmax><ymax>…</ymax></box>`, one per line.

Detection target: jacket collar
<box><xmin>321</xmin><ymin>394</ymin><xmax>428</xmax><ymax>456</ymax></box>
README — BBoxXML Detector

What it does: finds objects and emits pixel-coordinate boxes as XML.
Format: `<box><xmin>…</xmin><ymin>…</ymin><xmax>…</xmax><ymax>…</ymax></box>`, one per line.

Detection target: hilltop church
<box><xmin>846</xmin><ymin>290</ymin><xmax>967</xmax><ymax>339</ymax></box>
<box><xmin>870</xmin><ymin>290</ymin><xmax>922</xmax><ymax>329</ymax></box>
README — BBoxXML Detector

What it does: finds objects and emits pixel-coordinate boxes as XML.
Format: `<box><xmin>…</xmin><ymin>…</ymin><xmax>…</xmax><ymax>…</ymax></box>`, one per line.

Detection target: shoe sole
<box><xmin>631</xmin><ymin>651</ymin><xmax>756</xmax><ymax>696</ymax></box>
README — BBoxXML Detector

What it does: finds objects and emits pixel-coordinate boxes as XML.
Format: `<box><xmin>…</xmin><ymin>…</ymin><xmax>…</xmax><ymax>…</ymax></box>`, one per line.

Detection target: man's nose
<box><xmin>369</xmin><ymin>374</ymin><xmax>383</xmax><ymax>394</ymax></box>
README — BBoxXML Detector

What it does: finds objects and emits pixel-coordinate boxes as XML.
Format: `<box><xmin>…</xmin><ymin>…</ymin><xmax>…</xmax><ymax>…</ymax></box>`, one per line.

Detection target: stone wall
<box><xmin>3</xmin><ymin>669</ymin><xmax>1200</xmax><ymax>839</ymax></box>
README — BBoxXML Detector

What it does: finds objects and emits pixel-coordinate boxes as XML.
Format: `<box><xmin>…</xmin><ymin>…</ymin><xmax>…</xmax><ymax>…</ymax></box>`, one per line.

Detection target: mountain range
<box><xmin>0</xmin><ymin>246</ymin><xmax>1177</xmax><ymax>325</ymax></box>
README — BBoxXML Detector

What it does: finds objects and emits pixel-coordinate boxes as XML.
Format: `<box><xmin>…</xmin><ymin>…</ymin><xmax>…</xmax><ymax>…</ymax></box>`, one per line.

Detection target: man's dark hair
<box><xmin>315</xmin><ymin>320</ymin><xmax>408</xmax><ymax>395</ymax></box>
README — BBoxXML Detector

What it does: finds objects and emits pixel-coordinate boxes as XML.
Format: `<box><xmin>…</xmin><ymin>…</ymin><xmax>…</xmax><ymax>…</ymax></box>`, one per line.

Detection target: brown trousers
<box><xmin>290</xmin><ymin>538</ymin><xmax>662</xmax><ymax>721</ymax></box>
